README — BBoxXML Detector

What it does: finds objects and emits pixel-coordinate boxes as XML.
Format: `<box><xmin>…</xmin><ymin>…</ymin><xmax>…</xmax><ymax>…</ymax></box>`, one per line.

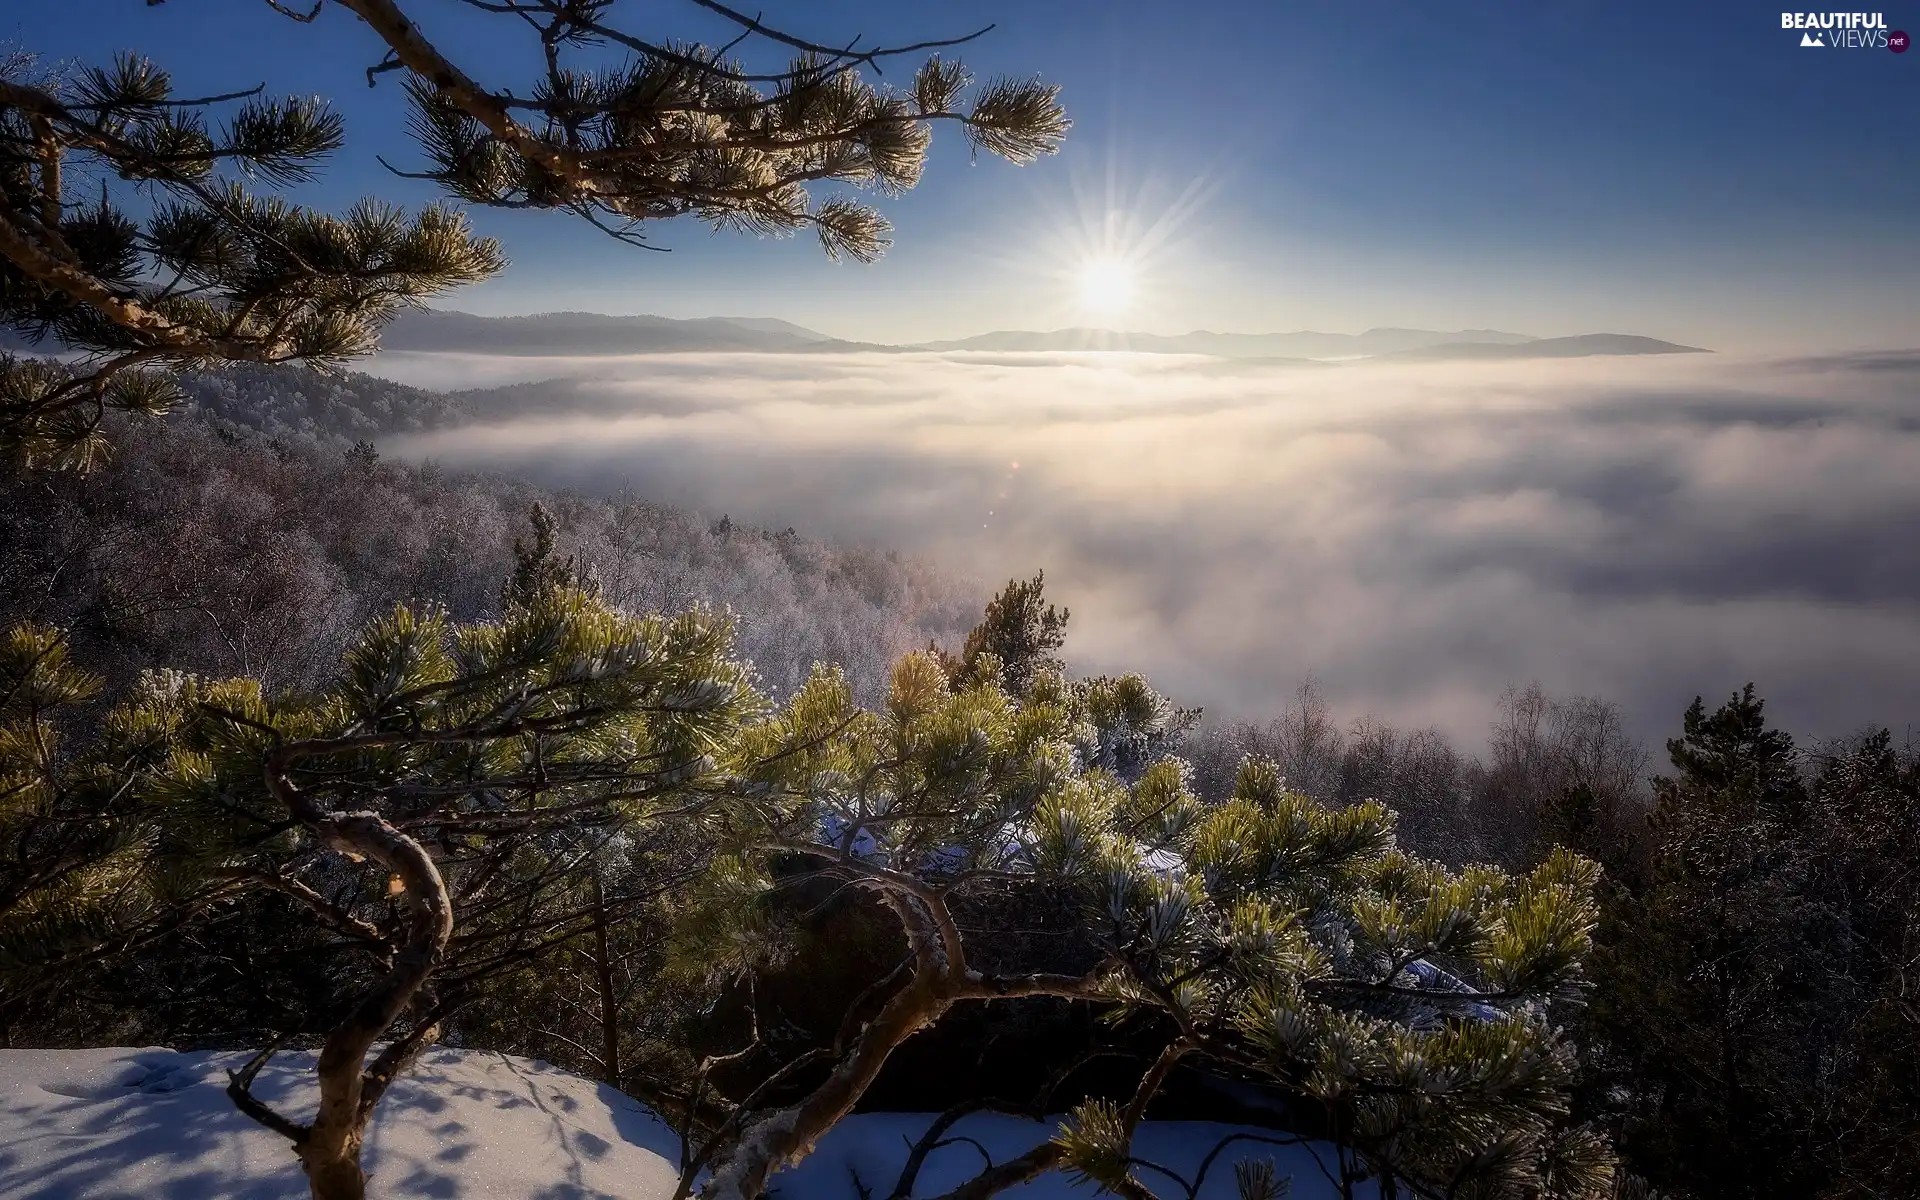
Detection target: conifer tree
<box><xmin>1584</xmin><ymin>689</ymin><xmax>1920</xmax><ymax>1198</ymax></box>
<box><xmin>679</xmin><ymin>651</ymin><xmax>1613</xmax><ymax>1200</ymax></box>
<box><xmin>0</xmin><ymin>625</ymin><xmax>161</xmax><ymax>985</ymax></box>
<box><xmin>0</xmin><ymin>626</ymin><xmax>337</xmax><ymax>1036</ymax></box>
<box><xmin>0</xmin><ymin>3</ymin><xmax>1068</xmax><ymax>464</ymax></box>
<box><xmin>501</xmin><ymin>500</ymin><xmax>594</xmax><ymax>610</ymax></box>
<box><xmin>453</xmin><ymin>834</ymin><xmax>702</xmax><ymax>1092</ymax></box>
<box><xmin>0</xmin><ymin>51</ymin><xmax>503</xmax><ymax>467</ymax></box>
<box><xmin>0</xmin><ymin>591</ymin><xmax>761</xmax><ymax>1200</ymax></box>
<box><xmin>1590</xmin><ymin>687</ymin><xmax>1807</xmax><ymax>1196</ymax></box>
<box><xmin>7</xmin><ymin>594</ymin><xmax>1616</xmax><ymax>1199</ymax></box>
<box><xmin>939</xmin><ymin>571</ymin><xmax>1071</xmax><ymax>698</ymax></box>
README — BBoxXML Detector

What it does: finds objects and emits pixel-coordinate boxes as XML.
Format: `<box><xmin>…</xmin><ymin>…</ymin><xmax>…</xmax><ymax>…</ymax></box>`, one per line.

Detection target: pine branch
<box><xmin>0</xmin><ymin>208</ymin><xmax>286</xmax><ymax>363</ymax></box>
<box><xmin>681</xmin><ymin>0</ymin><xmax>996</xmax><ymax>74</ymax></box>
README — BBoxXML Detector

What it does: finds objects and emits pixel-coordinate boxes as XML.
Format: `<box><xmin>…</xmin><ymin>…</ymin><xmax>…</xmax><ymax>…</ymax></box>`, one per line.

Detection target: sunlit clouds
<box><xmin>376</xmin><ymin>348</ymin><xmax>1920</xmax><ymax>744</ymax></box>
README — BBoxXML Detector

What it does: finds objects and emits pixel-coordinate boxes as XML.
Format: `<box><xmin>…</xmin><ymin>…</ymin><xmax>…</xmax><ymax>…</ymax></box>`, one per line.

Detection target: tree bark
<box><xmin>331</xmin><ymin>0</ymin><xmax>590</xmax><ymax>190</ymax></box>
<box><xmin>703</xmin><ymin>973</ymin><xmax>953</xmax><ymax>1200</ymax></box>
<box><xmin>693</xmin><ymin>864</ymin><xmax>1110</xmax><ymax>1200</ymax></box>
<box><xmin>252</xmin><ymin>742</ymin><xmax>457</xmax><ymax>1200</ymax></box>
<box><xmin>592</xmin><ymin>869</ymin><xmax>620</xmax><ymax>1087</ymax></box>
<box><xmin>0</xmin><ymin>205</ymin><xmax>279</xmax><ymax>363</ymax></box>
<box><xmin>925</xmin><ymin>1142</ymin><xmax>1065</xmax><ymax>1200</ymax></box>
<box><xmin>292</xmin><ymin>812</ymin><xmax>452</xmax><ymax>1200</ymax></box>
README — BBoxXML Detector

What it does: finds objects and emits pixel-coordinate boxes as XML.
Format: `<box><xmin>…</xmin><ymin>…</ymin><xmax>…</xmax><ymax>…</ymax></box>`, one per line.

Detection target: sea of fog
<box><xmin>370</xmin><ymin>348</ymin><xmax>1920</xmax><ymax>745</ymax></box>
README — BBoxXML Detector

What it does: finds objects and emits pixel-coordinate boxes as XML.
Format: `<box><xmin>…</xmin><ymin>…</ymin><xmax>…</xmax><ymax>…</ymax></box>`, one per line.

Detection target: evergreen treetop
<box><xmin>0</xmin><ymin>3</ymin><xmax>1069</xmax><ymax>465</ymax></box>
<box><xmin>684</xmin><ymin>651</ymin><xmax>1613</xmax><ymax>1200</ymax></box>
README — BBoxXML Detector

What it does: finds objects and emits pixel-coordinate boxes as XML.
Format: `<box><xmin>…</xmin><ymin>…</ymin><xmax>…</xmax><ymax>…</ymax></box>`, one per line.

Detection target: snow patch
<box><xmin>0</xmin><ymin>1047</ymin><xmax>681</xmax><ymax>1199</ymax></box>
<box><xmin>0</xmin><ymin>1048</ymin><xmax>1373</xmax><ymax>1199</ymax></box>
<box><xmin>775</xmin><ymin>1111</ymin><xmax>1377</xmax><ymax>1200</ymax></box>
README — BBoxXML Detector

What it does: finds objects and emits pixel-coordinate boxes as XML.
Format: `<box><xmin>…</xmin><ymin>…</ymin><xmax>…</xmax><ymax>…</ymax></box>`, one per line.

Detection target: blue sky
<box><xmin>8</xmin><ymin>1</ymin><xmax>1917</xmax><ymax>348</ymax></box>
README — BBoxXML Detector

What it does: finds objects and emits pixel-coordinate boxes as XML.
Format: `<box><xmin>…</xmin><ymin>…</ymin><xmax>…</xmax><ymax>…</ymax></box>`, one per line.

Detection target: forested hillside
<box><xmin>172</xmin><ymin>364</ymin><xmax>470</xmax><ymax>446</ymax></box>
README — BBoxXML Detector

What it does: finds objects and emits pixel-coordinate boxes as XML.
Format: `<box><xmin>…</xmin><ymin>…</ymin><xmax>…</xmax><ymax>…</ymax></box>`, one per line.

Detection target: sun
<box><xmin>1076</xmin><ymin>257</ymin><xmax>1136</xmax><ymax>317</ymax></box>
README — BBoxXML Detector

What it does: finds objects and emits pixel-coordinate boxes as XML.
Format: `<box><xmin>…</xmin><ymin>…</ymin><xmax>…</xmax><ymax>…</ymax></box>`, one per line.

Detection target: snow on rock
<box><xmin>0</xmin><ymin>1048</ymin><xmax>1375</xmax><ymax>1199</ymax></box>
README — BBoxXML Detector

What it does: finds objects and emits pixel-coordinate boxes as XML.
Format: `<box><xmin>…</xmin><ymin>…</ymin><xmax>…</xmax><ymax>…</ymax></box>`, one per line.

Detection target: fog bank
<box><xmin>379</xmin><ymin>348</ymin><xmax>1920</xmax><ymax>744</ymax></box>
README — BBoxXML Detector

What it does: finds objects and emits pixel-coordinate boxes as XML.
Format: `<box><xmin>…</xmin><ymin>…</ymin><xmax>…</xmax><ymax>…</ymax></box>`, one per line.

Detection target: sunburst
<box><xmin>1076</xmin><ymin>257</ymin><xmax>1137</xmax><ymax>316</ymax></box>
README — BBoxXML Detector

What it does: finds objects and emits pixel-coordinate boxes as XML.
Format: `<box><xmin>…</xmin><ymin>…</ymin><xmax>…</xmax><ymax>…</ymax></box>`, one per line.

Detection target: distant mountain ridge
<box><xmin>1383</xmin><ymin>333</ymin><xmax>1707</xmax><ymax>360</ymax></box>
<box><xmin>378</xmin><ymin>309</ymin><xmax>846</xmax><ymax>355</ymax></box>
<box><xmin>912</xmin><ymin>326</ymin><xmax>1540</xmax><ymax>358</ymax></box>
<box><xmin>376</xmin><ymin>311</ymin><xmax>1705</xmax><ymax>360</ymax></box>
<box><xmin>4</xmin><ymin>310</ymin><xmax>1705</xmax><ymax>361</ymax></box>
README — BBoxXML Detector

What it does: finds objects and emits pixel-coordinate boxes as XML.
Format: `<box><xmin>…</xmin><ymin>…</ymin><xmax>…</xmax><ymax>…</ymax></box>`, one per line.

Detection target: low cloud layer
<box><xmin>380</xmin><ymin>348</ymin><xmax>1920</xmax><ymax>745</ymax></box>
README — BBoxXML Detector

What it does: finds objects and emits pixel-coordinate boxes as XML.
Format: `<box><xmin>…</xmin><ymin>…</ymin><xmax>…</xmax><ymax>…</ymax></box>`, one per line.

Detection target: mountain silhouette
<box><xmin>4</xmin><ymin>310</ymin><xmax>1702</xmax><ymax>362</ymax></box>
<box><xmin>912</xmin><ymin>326</ymin><xmax>1537</xmax><ymax>358</ymax></box>
<box><xmin>1384</xmin><ymin>333</ymin><xmax>1707</xmax><ymax>361</ymax></box>
<box><xmin>379</xmin><ymin>309</ymin><xmax>841</xmax><ymax>355</ymax></box>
